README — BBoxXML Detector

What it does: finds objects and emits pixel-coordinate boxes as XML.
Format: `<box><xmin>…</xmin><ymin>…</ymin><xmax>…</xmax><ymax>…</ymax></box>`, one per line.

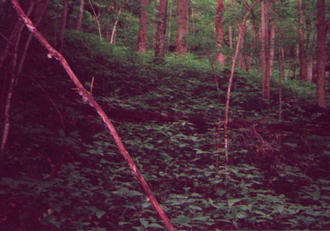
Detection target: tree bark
<box><xmin>137</xmin><ymin>0</ymin><xmax>149</xmax><ymax>53</ymax></box>
<box><xmin>298</xmin><ymin>0</ymin><xmax>307</xmax><ymax>81</ymax></box>
<box><xmin>110</xmin><ymin>7</ymin><xmax>122</xmax><ymax>44</ymax></box>
<box><xmin>251</xmin><ymin>23</ymin><xmax>259</xmax><ymax>68</ymax></box>
<box><xmin>269</xmin><ymin>20</ymin><xmax>275</xmax><ymax>79</ymax></box>
<box><xmin>215</xmin><ymin>0</ymin><xmax>226</xmax><ymax>65</ymax></box>
<box><xmin>228</xmin><ymin>0</ymin><xmax>233</xmax><ymax>49</ymax></box>
<box><xmin>76</xmin><ymin>0</ymin><xmax>84</xmax><ymax>31</ymax></box>
<box><xmin>224</xmin><ymin>0</ymin><xmax>259</xmax><ymax>163</ymax></box>
<box><xmin>88</xmin><ymin>0</ymin><xmax>102</xmax><ymax>40</ymax></box>
<box><xmin>10</xmin><ymin>1</ymin><xmax>176</xmax><ymax>230</ymax></box>
<box><xmin>261</xmin><ymin>0</ymin><xmax>270</xmax><ymax>99</ymax></box>
<box><xmin>166</xmin><ymin>0</ymin><xmax>173</xmax><ymax>52</ymax></box>
<box><xmin>18</xmin><ymin>0</ymin><xmax>49</xmax><ymax>75</ymax></box>
<box><xmin>155</xmin><ymin>0</ymin><xmax>168</xmax><ymax>57</ymax></box>
<box><xmin>1</xmin><ymin>58</ymin><xmax>17</xmax><ymax>154</ymax></box>
<box><xmin>175</xmin><ymin>0</ymin><xmax>189</xmax><ymax>54</ymax></box>
<box><xmin>278</xmin><ymin>47</ymin><xmax>283</xmax><ymax>120</ymax></box>
<box><xmin>1</xmin><ymin>0</ymin><xmax>35</xmax><ymax>154</ymax></box>
<box><xmin>151</xmin><ymin>0</ymin><xmax>158</xmax><ymax>50</ymax></box>
<box><xmin>237</xmin><ymin>28</ymin><xmax>245</xmax><ymax>69</ymax></box>
<box><xmin>280</xmin><ymin>47</ymin><xmax>287</xmax><ymax>80</ymax></box>
<box><xmin>294</xmin><ymin>44</ymin><xmax>299</xmax><ymax>79</ymax></box>
<box><xmin>316</xmin><ymin>0</ymin><xmax>327</xmax><ymax>108</ymax></box>
<box><xmin>306</xmin><ymin>53</ymin><xmax>313</xmax><ymax>82</ymax></box>
<box><xmin>59</xmin><ymin>0</ymin><xmax>69</xmax><ymax>50</ymax></box>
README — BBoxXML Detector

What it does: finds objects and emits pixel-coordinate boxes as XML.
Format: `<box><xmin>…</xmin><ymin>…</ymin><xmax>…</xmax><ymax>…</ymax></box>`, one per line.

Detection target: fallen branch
<box><xmin>10</xmin><ymin>1</ymin><xmax>175</xmax><ymax>230</ymax></box>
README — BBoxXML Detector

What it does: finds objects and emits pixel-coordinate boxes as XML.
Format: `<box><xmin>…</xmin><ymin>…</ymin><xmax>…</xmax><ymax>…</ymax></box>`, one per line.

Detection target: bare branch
<box><xmin>9</xmin><ymin>0</ymin><xmax>175</xmax><ymax>230</ymax></box>
<box><xmin>224</xmin><ymin>0</ymin><xmax>259</xmax><ymax>162</ymax></box>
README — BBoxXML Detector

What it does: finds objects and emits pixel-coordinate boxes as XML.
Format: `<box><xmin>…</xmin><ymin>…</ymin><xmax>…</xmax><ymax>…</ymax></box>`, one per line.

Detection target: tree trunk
<box><xmin>155</xmin><ymin>0</ymin><xmax>168</xmax><ymax>57</ymax></box>
<box><xmin>316</xmin><ymin>0</ymin><xmax>327</xmax><ymax>108</ymax></box>
<box><xmin>137</xmin><ymin>0</ymin><xmax>149</xmax><ymax>53</ymax></box>
<box><xmin>110</xmin><ymin>7</ymin><xmax>122</xmax><ymax>44</ymax></box>
<box><xmin>190</xmin><ymin>6</ymin><xmax>195</xmax><ymax>33</ymax></box>
<box><xmin>250</xmin><ymin>23</ymin><xmax>259</xmax><ymax>68</ymax></box>
<box><xmin>237</xmin><ymin>27</ymin><xmax>245</xmax><ymax>69</ymax></box>
<box><xmin>228</xmin><ymin>0</ymin><xmax>233</xmax><ymax>49</ymax></box>
<box><xmin>294</xmin><ymin>44</ymin><xmax>299</xmax><ymax>79</ymax></box>
<box><xmin>1</xmin><ymin>55</ymin><xmax>18</xmax><ymax>154</ymax></box>
<box><xmin>151</xmin><ymin>0</ymin><xmax>158</xmax><ymax>49</ymax></box>
<box><xmin>175</xmin><ymin>0</ymin><xmax>189</xmax><ymax>54</ymax></box>
<box><xmin>298</xmin><ymin>0</ymin><xmax>307</xmax><ymax>81</ymax></box>
<box><xmin>306</xmin><ymin>53</ymin><xmax>313</xmax><ymax>82</ymax></box>
<box><xmin>76</xmin><ymin>0</ymin><xmax>84</xmax><ymax>31</ymax></box>
<box><xmin>10</xmin><ymin>1</ymin><xmax>176</xmax><ymax>230</ymax></box>
<box><xmin>269</xmin><ymin>21</ymin><xmax>275</xmax><ymax>79</ymax></box>
<box><xmin>280</xmin><ymin>47</ymin><xmax>288</xmax><ymax>80</ymax></box>
<box><xmin>215</xmin><ymin>0</ymin><xmax>226</xmax><ymax>65</ymax></box>
<box><xmin>88</xmin><ymin>0</ymin><xmax>102</xmax><ymax>40</ymax></box>
<box><xmin>1</xmin><ymin>1</ymin><xmax>35</xmax><ymax>154</ymax></box>
<box><xmin>223</xmin><ymin>0</ymin><xmax>258</xmax><ymax>163</ymax></box>
<box><xmin>0</xmin><ymin>0</ymin><xmax>35</xmax><ymax>70</ymax></box>
<box><xmin>18</xmin><ymin>0</ymin><xmax>49</xmax><ymax>75</ymax></box>
<box><xmin>166</xmin><ymin>0</ymin><xmax>173</xmax><ymax>52</ymax></box>
<box><xmin>261</xmin><ymin>0</ymin><xmax>270</xmax><ymax>99</ymax></box>
<box><xmin>59</xmin><ymin>0</ymin><xmax>69</xmax><ymax>50</ymax></box>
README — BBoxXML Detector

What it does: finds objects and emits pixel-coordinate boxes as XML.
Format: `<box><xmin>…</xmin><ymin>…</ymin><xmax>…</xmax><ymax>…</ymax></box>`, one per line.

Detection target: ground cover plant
<box><xmin>0</xmin><ymin>30</ymin><xmax>329</xmax><ymax>231</ymax></box>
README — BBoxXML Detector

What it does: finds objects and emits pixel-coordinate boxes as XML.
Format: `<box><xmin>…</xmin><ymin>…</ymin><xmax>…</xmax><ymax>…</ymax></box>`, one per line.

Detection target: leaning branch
<box><xmin>9</xmin><ymin>1</ymin><xmax>175</xmax><ymax>230</ymax></box>
<box><xmin>224</xmin><ymin>0</ymin><xmax>259</xmax><ymax>162</ymax></box>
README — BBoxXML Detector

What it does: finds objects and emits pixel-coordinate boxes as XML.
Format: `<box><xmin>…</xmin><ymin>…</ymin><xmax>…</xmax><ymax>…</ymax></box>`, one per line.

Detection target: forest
<box><xmin>0</xmin><ymin>0</ymin><xmax>329</xmax><ymax>230</ymax></box>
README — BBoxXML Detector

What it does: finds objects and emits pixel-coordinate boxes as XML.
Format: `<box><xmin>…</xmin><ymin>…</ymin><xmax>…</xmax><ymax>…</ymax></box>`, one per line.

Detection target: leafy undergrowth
<box><xmin>0</xmin><ymin>31</ymin><xmax>329</xmax><ymax>230</ymax></box>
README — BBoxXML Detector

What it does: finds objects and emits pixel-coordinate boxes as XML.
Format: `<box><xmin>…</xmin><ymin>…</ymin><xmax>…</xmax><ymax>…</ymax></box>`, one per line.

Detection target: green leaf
<box><xmin>148</xmin><ymin>223</ymin><xmax>164</xmax><ymax>228</ymax></box>
<box><xmin>208</xmin><ymin>198</ymin><xmax>226</xmax><ymax>209</ymax></box>
<box><xmin>227</xmin><ymin>198</ymin><xmax>243</xmax><ymax>209</ymax></box>
<box><xmin>189</xmin><ymin>205</ymin><xmax>202</xmax><ymax>211</ymax></box>
<box><xmin>192</xmin><ymin>215</ymin><xmax>210</xmax><ymax>221</ymax></box>
<box><xmin>173</xmin><ymin>215</ymin><xmax>191</xmax><ymax>227</ymax></box>
<box><xmin>95</xmin><ymin>210</ymin><xmax>105</xmax><ymax>219</ymax></box>
<box><xmin>139</xmin><ymin>218</ymin><xmax>149</xmax><ymax>228</ymax></box>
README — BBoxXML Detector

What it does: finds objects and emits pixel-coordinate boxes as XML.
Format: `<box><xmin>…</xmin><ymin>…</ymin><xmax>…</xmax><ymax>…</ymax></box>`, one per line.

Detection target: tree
<box><xmin>59</xmin><ymin>0</ymin><xmax>69</xmax><ymax>50</ymax></box>
<box><xmin>1</xmin><ymin>0</ymin><xmax>36</xmax><ymax>154</ymax></box>
<box><xmin>167</xmin><ymin>0</ymin><xmax>173</xmax><ymax>52</ymax></box>
<box><xmin>228</xmin><ymin>0</ymin><xmax>233</xmax><ymax>49</ymax></box>
<box><xmin>175</xmin><ymin>0</ymin><xmax>189</xmax><ymax>54</ymax></box>
<box><xmin>297</xmin><ymin>0</ymin><xmax>307</xmax><ymax>81</ymax></box>
<box><xmin>137</xmin><ymin>0</ymin><xmax>149</xmax><ymax>53</ymax></box>
<box><xmin>109</xmin><ymin>3</ymin><xmax>124</xmax><ymax>44</ymax></box>
<box><xmin>215</xmin><ymin>0</ymin><xmax>226</xmax><ymax>65</ymax></box>
<box><xmin>260</xmin><ymin>0</ymin><xmax>270</xmax><ymax>99</ymax></box>
<box><xmin>316</xmin><ymin>0</ymin><xmax>327</xmax><ymax>108</ymax></box>
<box><xmin>76</xmin><ymin>0</ymin><xmax>84</xmax><ymax>31</ymax></box>
<box><xmin>223</xmin><ymin>0</ymin><xmax>259</xmax><ymax>163</ymax></box>
<box><xmin>151</xmin><ymin>0</ymin><xmax>158</xmax><ymax>49</ymax></box>
<box><xmin>155</xmin><ymin>0</ymin><xmax>168</xmax><ymax>57</ymax></box>
<box><xmin>268</xmin><ymin>19</ymin><xmax>276</xmax><ymax>79</ymax></box>
<box><xmin>18</xmin><ymin>0</ymin><xmax>49</xmax><ymax>74</ymax></box>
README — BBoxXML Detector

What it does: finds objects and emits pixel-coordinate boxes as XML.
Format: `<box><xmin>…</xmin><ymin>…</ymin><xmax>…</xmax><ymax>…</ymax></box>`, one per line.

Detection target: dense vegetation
<box><xmin>1</xmin><ymin>0</ymin><xmax>330</xmax><ymax>230</ymax></box>
<box><xmin>1</xmin><ymin>30</ymin><xmax>329</xmax><ymax>230</ymax></box>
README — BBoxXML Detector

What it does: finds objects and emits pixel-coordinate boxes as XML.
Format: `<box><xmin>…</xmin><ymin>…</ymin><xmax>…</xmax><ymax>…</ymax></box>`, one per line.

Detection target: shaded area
<box><xmin>0</xmin><ymin>31</ymin><xmax>329</xmax><ymax>230</ymax></box>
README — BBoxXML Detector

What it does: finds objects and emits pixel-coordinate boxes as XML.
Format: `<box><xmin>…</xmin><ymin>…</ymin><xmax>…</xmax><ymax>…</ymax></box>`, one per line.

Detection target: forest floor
<box><xmin>0</xmin><ymin>31</ymin><xmax>329</xmax><ymax>230</ymax></box>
